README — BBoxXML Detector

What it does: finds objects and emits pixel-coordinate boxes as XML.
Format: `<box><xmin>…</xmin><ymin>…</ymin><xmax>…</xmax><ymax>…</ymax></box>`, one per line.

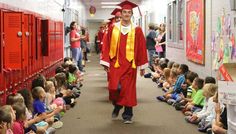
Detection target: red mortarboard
<box><xmin>111</xmin><ymin>8</ymin><xmax>121</xmax><ymax>17</ymax></box>
<box><xmin>117</xmin><ymin>0</ymin><xmax>142</xmax><ymax>16</ymax></box>
<box><xmin>117</xmin><ymin>0</ymin><xmax>137</xmax><ymax>10</ymax></box>
<box><xmin>108</xmin><ymin>17</ymin><xmax>114</xmax><ymax>22</ymax></box>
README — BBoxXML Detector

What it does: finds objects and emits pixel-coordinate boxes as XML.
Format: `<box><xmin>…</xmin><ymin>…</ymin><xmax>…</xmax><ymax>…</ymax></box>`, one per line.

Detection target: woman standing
<box><xmin>69</xmin><ymin>21</ymin><xmax>84</xmax><ymax>72</ymax></box>
<box><xmin>156</xmin><ymin>23</ymin><xmax>166</xmax><ymax>58</ymax></box>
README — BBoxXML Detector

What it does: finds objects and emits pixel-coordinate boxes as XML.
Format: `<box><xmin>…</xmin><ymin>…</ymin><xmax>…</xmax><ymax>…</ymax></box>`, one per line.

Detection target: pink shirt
<box><xmin>13</xmin><ymin>121</ymin><xmax>24</xmax><ymax>134</ymax></box>
<box><xmin>70</xmin><ymin>29</ymin><xmax>81</xmax><ymax>48</ymax></box>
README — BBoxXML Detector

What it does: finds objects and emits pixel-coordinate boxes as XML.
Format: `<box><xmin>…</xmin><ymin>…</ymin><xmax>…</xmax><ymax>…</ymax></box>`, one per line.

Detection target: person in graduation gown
<box><xmin>100</xmin><ymin>0</ymin><xmax>148</xmax><ymax>124</ymax></box>
<box><xmin>97</xmin><ymin>23</ymin><xmax>106</xmax><ymax>53</ymax></box>
<box><xmin>101</xmin><ymin>8</ymin><xmax>122</xmax><ymax>56</ymax></box>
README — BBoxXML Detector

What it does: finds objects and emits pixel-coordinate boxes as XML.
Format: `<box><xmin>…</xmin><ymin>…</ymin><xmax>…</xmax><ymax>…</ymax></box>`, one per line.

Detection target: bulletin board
<box><xmin>186</xmin><ymin>0</ymin><xmax>205</xmax><ymax>64</ymax></box>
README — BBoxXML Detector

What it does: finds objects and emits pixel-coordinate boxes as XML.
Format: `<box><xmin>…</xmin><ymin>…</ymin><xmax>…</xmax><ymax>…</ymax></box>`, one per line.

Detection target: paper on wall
<box><xmin>223</xmin><ymin>43</ymin><xmax>230</xmax><ymax>63</ymax></box>
<box><xmin>217</xmin><ymin>17</ymin><xmax>222</xmax><ymax>34</ymax></box>
<box><xmin>212</xmin><ymin>33</ymin><xmax>216</xmax><ymax>52</ymax></box>
<box><xmin>213</xmin><ymin>53</ymin><xmax>220</xmax><ymax>70</ymax></box>
<box><xmin>218</xmin><ymin>81</ymin><xmax>236</xmax><ymax>105</ymax></box>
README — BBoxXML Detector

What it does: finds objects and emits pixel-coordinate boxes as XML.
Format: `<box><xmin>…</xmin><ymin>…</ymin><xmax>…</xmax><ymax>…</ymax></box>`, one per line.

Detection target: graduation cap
<box><xmin>108</xmin><ymin>17</ymin><xmax>115</xmax><ymax>22</ymax></box>
<box><xmin>117</xmin><ymin>0</ymin><xmax>142</xmax><ymax>16</ymax></box>
<box><xmin>111</xmin><ymin>8</ymin><xmax>121</xmax><ymax>17</ymax></box>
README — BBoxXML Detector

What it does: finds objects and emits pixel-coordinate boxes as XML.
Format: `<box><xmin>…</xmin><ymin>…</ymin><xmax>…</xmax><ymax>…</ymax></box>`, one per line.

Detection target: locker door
<box><xmin>30</xmin><ymin>15</ymin><xmax>36</xmax><ymax>73</ymax></box>
<box><xmin>3</xmin><ymin>12</ymin><xmax>23</xmax><ymax>70</ymax></box>
<box><xmin>0</xmin><ymin>10</ymin><xmax>5</xmax><ymax>105</ymax></box>
<box><xmin>0</xmin><ymin>10</ymin><xmax>3</xmax><ymax>73</ymax></box>
<box><xmin>23</xmin><ymin>14</ymin><xmax>30</xmax><ymax>69</ymax></box>
<box><xmin>36</xmin><ymin>18</ymin><xmax>42</xmax><ymax>71</ymax></box>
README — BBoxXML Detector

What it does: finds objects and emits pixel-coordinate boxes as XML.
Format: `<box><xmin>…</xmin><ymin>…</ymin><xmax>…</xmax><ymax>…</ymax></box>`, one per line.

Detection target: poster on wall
<box><xmin>186</xmin><ymin>0</ymin><xmax>205</xmax><ymax>64</ymax></box>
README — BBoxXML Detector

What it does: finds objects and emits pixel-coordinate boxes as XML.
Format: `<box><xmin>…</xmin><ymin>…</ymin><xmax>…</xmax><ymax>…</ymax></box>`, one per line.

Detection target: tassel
<box><xmin>114</xmin><ymin>60</ymin><xmax>120</xmax><ymax>68</ymax></box>
<box><xmin>132</xmin><ymin>60</ymin><xmax>136</xmax><ymax>68</ymax></box>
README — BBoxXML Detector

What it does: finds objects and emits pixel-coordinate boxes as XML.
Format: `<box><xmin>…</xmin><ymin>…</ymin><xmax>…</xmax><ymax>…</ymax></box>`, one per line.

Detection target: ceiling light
<box><xmin>101</xmin><ymin>2</ymin><xmax>120</xmax><ymax>5</ymax></box>
<box><xmin>101</xmin><ymin>6</ymin><xmax>119</xmax><ymax>8</ymax></box>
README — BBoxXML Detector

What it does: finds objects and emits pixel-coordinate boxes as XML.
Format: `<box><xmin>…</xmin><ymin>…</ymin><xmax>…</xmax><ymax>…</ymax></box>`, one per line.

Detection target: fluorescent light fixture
<box><xmin>101</xmin><ymin>6</ymin><xmax>119</xmax><ymax>8</ymax></box>
<box><xmin>101</xmin><ymin>2</ymin><xmax>120</xmax><ymax>5</ymax></box>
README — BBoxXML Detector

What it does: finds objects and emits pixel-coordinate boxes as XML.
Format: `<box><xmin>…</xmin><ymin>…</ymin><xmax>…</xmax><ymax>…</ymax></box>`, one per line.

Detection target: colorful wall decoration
<box><xmin>212</xmin><ymin>8</ymin><xmax>236</xmax><ymax>71</ymax></box>
<box><xmin>186</xmin><ymin>0</ymin><xmax>205</xmax><ymax>64</ymax></box>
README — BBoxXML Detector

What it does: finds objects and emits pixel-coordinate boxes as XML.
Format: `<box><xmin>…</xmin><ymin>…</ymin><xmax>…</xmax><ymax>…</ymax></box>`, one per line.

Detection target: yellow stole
<box><xmin>109</xmin><ymin>22</ymin><xmax>136</xmax><ymax>68</ymax></box>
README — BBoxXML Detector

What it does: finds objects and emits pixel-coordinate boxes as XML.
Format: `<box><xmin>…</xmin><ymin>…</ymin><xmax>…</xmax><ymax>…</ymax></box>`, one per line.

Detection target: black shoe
<box><xmin>123</xmin><ymin>119</ymin><xmax>133</xmax><ymax>124</ymax></box>
<box><xmin>112</xmin><ymin>105</ymin><xmax>122</xmax><ymax>119</ymax></box>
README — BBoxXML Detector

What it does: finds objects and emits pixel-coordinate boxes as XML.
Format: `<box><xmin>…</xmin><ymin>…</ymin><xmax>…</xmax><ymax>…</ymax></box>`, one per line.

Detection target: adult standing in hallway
<box><xmin>69</xmin><ymin>21</ymin><xmax>84</xmax><ymax>72</ymax></box>
<box><xmin>155</xmin><ymin>23</ymin><xmax>166</xmax><ymax>58</ymax></box>
<box><xmin>146</xmin><ymin>23</ymin><xmax>157</xmax><ymax>67</ymax></box>
<box><xmin>100</xmin><ymin>0</ymin><xmax>148</xmax><ymax>124</ymax></box>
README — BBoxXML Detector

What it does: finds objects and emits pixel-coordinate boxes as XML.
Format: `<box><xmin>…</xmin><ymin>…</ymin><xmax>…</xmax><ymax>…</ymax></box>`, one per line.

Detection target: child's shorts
<box><xmin>171</xmin><ymin>92</ymin><xmax>181</xmax><ymax>101</ymax></box>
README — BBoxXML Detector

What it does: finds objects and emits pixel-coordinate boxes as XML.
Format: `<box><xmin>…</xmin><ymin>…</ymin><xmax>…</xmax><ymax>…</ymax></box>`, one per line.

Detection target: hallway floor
<box><xmin>57</xmin><ymin>53</ymin><xmax>201</xmax><ymax>134</ymax></box>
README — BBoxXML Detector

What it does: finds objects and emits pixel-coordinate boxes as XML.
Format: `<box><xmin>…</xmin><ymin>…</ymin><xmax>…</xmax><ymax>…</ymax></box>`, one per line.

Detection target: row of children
<box><xmin>145</xmin><ymin>56</ymin><xmax>227</xmax><ymax>134</ymax></box>
<box><xmin>0</xmin><ymin>57</ymin><xmax>84</xmax><ymax>134</ymax></box>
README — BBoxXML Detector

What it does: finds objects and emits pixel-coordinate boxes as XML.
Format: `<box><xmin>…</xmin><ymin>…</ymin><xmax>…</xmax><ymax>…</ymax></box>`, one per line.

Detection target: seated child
<box><xmin>157</xmin><ymin>64</ymin><xmax>189</xmax><ymax>104</ymax></box>
<box><xmin>211</xmin><ymin>103</ymin><xmax>227</xmax><ymax>134</ymax></box>
<box><xmin>156</xmin><ymin>69</ymin><xmax>178</xmax><ymax>101</ymax></box>
<box><xmin>183</xmin><ymin>77</ymin><xmax>205</xmax><ymax>115</ymax></box>
<box><xmin>185</xmin><ymin>83</ymin><xmax>217</xmax><ymax>124</ymax></box>
<box><xmin>175</xmin><ymin>71</ymin><xmax>198</xmax><ymax>110</ymax></box>
<box><xmin>0</xmin><ymin>105</ymin><xmax>14</xmax><ymax>134</ymax></box>
<box><xmin>32</xmin><ymin>86</ymin><xmax>62</xmax><ymax>126</ymax></box>
<box><xmin>12</xmin><ymin>103</ymin><xmax>27</xmax><ymax>134</ymax></box>
<box><xmin>162</xmin><ymin>68</ymin><xmax>171</xmax><ymax>92</ymax></box>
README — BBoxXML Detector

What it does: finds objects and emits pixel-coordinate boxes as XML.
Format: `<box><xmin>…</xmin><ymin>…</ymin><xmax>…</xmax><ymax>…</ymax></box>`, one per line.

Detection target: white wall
<box><xmin>166</xmin><ymin>0</ymin><xmax>236</xmax><ymax>78</ymax></box>
<box><xmin>87</xmin><ymin>21</ymin><xmax>101</xmax><ymax>52</ymax></box>
<box><xmin>1</xmin><ymin>0</ymin><xmax>65</xmax><ymax>20</ymax></box>
<box><xmin>86</xmin><ymin>8</ymin><xmax>113</xmax><ymax>22</ymax></box>
<box><xmin>140</xmin><ymin>0</ymin><xmax>168</xmax><ymax>24</ymax></box>
<box><xmin>0</xmin><ymin>0</ymin><xmax>87</xmax><ymax>58</ymax></box>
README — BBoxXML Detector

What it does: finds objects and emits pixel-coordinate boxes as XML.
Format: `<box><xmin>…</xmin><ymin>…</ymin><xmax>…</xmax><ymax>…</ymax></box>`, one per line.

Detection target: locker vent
<box><xmin>8</xmin><ymin>16</ymin><xmax>20</xmax><ymax>28</ymax></box>
<box><xmin>9</xmin><ymin>52</ymin><xmax>20</xmax><ymax>63</ymax></box>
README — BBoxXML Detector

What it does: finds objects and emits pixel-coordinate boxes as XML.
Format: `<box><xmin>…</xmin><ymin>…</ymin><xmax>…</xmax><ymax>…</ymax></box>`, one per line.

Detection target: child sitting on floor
<box><xmin>175</xmin><ymin>71</ymin><xmax>198</xmax><ymax>110</ymax></box>
<box><xmin>185</xmin><ymin>83</ymin><xmax>217</xmax><ymax>124</ymax></box>
<box><xmin>183</xmin><ymin>77</ymin><xmax>205</xmax><ymax>115</ymax></box>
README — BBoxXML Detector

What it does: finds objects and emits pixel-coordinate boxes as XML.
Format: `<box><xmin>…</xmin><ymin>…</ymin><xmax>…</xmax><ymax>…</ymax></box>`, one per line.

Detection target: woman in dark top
<box><xmin>157</xmin><ymin>23</ymin><xmax>166</xmax><ymax>58</ymax></box>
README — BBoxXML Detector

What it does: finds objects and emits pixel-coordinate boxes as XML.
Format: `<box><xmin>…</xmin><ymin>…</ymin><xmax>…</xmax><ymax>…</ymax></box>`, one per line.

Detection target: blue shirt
<box><xmin>173</xmin><ymin>74</ymin><xmax>185</xmax><ymax>93</ymax></box>
<box><xmin>33</xmin><ymin>99</ymin><xmax>46</xmax><ymax>115</ymax></box>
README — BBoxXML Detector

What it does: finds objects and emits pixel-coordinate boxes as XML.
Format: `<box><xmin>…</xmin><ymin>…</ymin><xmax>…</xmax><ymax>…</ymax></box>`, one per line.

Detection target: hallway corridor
<box><xmin>57</xmin><ymin>54</ymin><xmax>201</xmax><ymax>134</ymax></box>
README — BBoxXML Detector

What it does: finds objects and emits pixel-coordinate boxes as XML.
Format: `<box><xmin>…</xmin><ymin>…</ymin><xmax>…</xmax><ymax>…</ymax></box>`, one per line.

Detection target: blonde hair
<box><xmin>45</xmin><ymin>81</ymin><xmax>54</xmax><ymax>92</ymax></box>
<box><xmin>170</xmin><ymin>69</ymin><xmax>178</xmax><ymax>78</ymax></box>
<box><xmin>6</xmin><ymin>93</ymin><xmax>24</xmax><ymax>105</ymax></box>
<box><xmin>163</xmin><ymin>68</ymin><xmax>171</xmax><ymax>79</ymax></box>
<box><xmin>172</xmin><ymin>63</ymin><xmax>180</xmax><ymax>69</ymax></box>
<box><xmin>203</xmin><ymin>83</ymin><xmax>218</xmax><ymax>98</ymax></box>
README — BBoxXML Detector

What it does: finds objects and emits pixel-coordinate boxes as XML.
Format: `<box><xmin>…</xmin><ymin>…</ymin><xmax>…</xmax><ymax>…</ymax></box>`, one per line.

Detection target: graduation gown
<box><xmin>100</xmin><ymin>22</ymin><xmax>148</xmax><ymax>107</ymax></box>
<box><xmin>97</xmin><ymin>30</ymin><xmax>105</xmax><ymax>52</ymax></box>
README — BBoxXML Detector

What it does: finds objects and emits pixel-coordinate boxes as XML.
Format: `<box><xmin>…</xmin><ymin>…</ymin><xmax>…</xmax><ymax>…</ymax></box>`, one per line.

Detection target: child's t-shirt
<box><xmin>33</xmin><ymin>99</ymin><xmax>46</xmax><ymax>115</ymax></box>
<box><xmin>192</xmin><ymin>89</ymin><xmax>205</xmax><ymax>107</ymax></box>
<box><xmin>187</xmin><ymin>86</ymin><xmax>197</xmax><ymax>98</ymax></box>
<box><xmin>173</xmin><ymin>74</ymin><xmax>185</xmax><ymax>93</ymax></box>
<box><xmin>12</xmin><ymin>121</ymin><xmax>24</xmax><ymax>134</ymax></box>
<box><xmin>68</xmin><ymin>73</ymin><xmax>76</xmax><ymax>84</ymax></box>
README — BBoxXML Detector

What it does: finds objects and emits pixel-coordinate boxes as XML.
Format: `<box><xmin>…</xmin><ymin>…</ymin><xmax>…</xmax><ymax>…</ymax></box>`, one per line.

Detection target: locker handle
<box><xmin>25</xmin><ymin>32</ymin><xmax>30</xmax><ymax>36</ymax></box>
<box><xmin>17</xmin><ymin>31</ymin><xmax>22</xmax><ymax>37</ymax></box>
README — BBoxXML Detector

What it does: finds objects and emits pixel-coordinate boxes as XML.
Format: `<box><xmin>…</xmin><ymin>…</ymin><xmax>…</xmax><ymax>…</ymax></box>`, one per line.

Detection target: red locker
<box><xmin>30</xmin><ymin>15</ymin><xmax>36</xmax><ymax>74</ymax></box>
<box><xmin>3</xmin><ymin>12</ymin><xmax>24</xmax><ymax>70</ymax></box>
<box><xmin>0</xmin><ymin>10</ymin><xmax>3</xmax><ymax>74</ymax></box>
<box><xmin>23</xmin><ymin>14</ymin><xmax>30</xmax><ymax>69</ymax></box>
<box><xmin>36</xmin><ymin>18</ymin><xmax>43</xmax><ymax>72</ymax></box>
<box><xmin>41</xmin><ymin>19</ymin><xmax>50</xmax><ymax>56</ymax></box>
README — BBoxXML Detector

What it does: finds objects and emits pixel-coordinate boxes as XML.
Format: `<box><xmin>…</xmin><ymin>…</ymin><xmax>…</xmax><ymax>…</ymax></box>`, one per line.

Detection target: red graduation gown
<box><xmin>98</xmin><ymin>30</ymin><xmax>105</xmax><ymax>52</ymax></box>
<box><xmin>101</xmin><ymin>24</ymin><xmax>148</xmax><ymax>107</ymax></box>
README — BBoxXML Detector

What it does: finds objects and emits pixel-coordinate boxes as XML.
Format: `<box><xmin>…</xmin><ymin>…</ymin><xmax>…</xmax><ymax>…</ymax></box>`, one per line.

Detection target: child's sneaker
<box><xmin>52</xmin><ymin>121</ymin><xmax>63</xmax><ymax>129</ymax></box>
<box><xmin>156</xmin><ymin>96</ymin><xmax>166</xmax><ymax>102</ymax></box>
<box><xmin>167</xmin><ymin>99</ymin><xmax>176</xmax><ymax>105</ymax></box>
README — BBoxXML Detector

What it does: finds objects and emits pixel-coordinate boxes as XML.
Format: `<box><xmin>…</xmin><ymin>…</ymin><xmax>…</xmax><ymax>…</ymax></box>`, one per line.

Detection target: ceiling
<box><xmin>81</xmin><ymin>0</ymin><xmax>143</xmax><ymax>9</ymax></box>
